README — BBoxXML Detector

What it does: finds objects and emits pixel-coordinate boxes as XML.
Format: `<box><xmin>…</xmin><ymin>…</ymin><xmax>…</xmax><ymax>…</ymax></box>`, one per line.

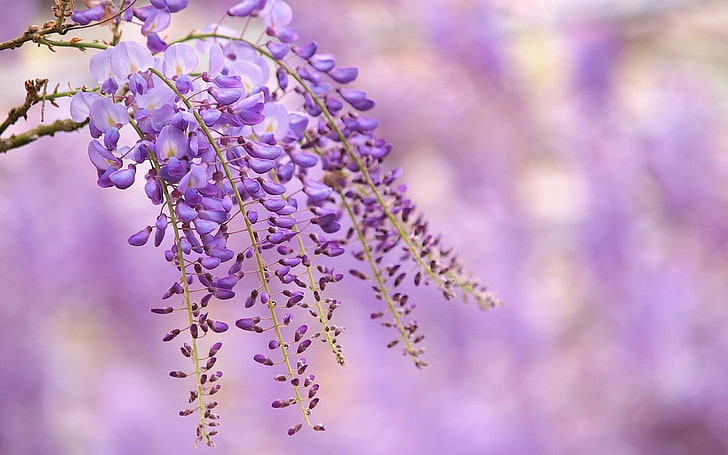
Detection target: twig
<box><xmin>0</xmin><ymin>79</ymin><xmax>49</xmax><ymax>136</ymax></box>
<box><xmin>0</xmin><ymin>118</ymin><xmax>88</xmax><ymax>154</ymax></box>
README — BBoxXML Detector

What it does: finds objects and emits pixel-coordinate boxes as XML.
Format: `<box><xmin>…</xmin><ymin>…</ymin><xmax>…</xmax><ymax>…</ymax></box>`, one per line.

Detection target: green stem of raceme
<box><xmin>147</xmin><ymin>67</ymin><xmax>314</xmax><ymax>429</ymax></box>
<box><xmin>176</xmin><ymin>32</ymin><xmax>487</xmax><ymax>306</ymax></box>
<box><xmin>128</xmin><ymin>118</ymin><xmax>212</xmax><ymax>446</ymax></box>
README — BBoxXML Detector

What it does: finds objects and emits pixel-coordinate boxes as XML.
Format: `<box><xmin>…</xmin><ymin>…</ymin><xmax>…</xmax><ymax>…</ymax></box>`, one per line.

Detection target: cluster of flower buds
<box><xmin>69</xmin><ymin>0</ymin><xmax>497</xmax><ymax>446</ymax></box>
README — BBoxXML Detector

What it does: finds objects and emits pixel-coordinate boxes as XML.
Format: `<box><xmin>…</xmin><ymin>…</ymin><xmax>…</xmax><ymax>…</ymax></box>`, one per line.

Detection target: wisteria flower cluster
<box><xmin>7</xmin><ymin>0</ymin><xmax>497</xmax><ymax>447</ymax></box>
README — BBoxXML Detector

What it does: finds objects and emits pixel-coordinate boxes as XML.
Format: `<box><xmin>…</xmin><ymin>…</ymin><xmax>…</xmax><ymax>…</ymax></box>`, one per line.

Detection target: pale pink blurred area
<box><xmin>2</xmin><ymin>1</ymin><xmax>728</xmax><ymax>454</ymax></box>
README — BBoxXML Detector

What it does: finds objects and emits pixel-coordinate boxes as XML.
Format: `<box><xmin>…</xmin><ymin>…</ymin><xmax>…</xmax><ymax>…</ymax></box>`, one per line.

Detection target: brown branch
<box><xmin>0</xmin><ymin>79</ymin><xmax>50</xmax><ymax>136</ymax></box>
<box><xmin>0</xmin><ymin>118</ymin><xmax>88</xmax><ymax>154</ymax></box>
<box><xmin>0</xmin><ymin>0</ymin><xmax>76</xmax><ymax>52</ymax></box>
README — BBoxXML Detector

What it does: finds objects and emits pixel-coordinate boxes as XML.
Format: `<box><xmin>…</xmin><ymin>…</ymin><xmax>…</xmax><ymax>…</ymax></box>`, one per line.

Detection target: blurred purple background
<box><xmin>1</xmin><ymin>0</ymin><xmax>728</xmax><ymax>453</ymax></box>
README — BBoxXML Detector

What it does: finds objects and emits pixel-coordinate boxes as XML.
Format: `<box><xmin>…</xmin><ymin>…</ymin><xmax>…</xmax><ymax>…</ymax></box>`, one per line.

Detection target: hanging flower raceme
<box><xmin>69</xmin><ymin>0</ymin><xmax>499</xmax><ymax>447</ymax></box>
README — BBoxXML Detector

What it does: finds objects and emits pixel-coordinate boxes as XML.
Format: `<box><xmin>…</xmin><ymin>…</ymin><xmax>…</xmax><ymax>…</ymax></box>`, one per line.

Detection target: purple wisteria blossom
<box><xmin>63</xmin><ymin>0</ymin><xmax>493</xmax><ymax>447</ymax></box>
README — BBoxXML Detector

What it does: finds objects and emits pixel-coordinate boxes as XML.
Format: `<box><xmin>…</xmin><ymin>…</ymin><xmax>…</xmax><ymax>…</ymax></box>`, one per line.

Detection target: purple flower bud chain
<box><xmin>66</xmin><ymin>0</ymin><xmax>498</xmax><ymax>446</ymax></box>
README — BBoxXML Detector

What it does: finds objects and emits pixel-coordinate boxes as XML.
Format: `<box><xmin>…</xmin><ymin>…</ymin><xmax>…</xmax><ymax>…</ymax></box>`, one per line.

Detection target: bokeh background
<box><xmin>2</xmin><ymin>0</ymin><xmax>728</xmax><ymax>454</ymax></box>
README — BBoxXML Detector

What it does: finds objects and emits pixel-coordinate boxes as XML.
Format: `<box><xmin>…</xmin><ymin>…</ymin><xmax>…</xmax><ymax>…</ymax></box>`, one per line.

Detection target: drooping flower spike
<box><xmin>70</xmin><ymin>0</ymin><xmax>498</xmax><ymax>446</ymax></box>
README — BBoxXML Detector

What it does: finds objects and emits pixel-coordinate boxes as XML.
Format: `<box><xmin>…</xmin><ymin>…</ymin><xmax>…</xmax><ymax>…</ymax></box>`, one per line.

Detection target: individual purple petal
<box><xmin>261</xmin><ymin>0</ymin><xmax>293</xmax><ymax>30</ymax></box>
<box><xmin>253</xmin><ymin>102</ymin><xmax>290</xmax><ymax>141</ymax></box>
<box><xmin>310</xmin><ymin>54</ymin><xmax>336</xmax><ymax>72</ymax></box>
<box><xmin>71</xmin><ymin>5</ymin><xmax>105</xmax><ymax>25</ymax></box>
<box><xmin>249</xmin><ymin>158</ymin><xmax>276</xmax><ymax>174</ymax></box>
<box><xmin>141</xmin><ymin>8</ymin><xmax>171</xmax><ymax>35</ymax></box>
<box><xmin>145</xmin><ymin>178</ymin><xmax>163</xmax><ymax>204</ymax></box>
<box><xmin>227</xmin><ymin>0</ymin><xmax>265</xmax><ymax>17</ymax></box>
<box><xmin>199</xmin><ymin>210</ymin><xmax>228</xmax><ymax>224</ymax></box>
<box><xmin>154</xmin><ymin>214</ymin><xmax>168</xmax><ymax>247</ymax></box>
<box><xmin>339</xmin><ymin>88</ymin><xmax>375</xmax><ymax>111</ymax></box>
<box><xmin>178</xmin><ymin>164</ymin><xmax>209</xmax><ymax>192</ymax></box>
<box><xmin>176</xmin><ymin>201</ymin><xmax>197</xmax><ymax>222</ymax></box>
<box><xmin>155</xmin><ymin>125</ymin><xmax>189</xmax><ymax>160</ymax></box>
<box><xmin>146</xmin><ymin>32</ymin><xmax>168</xmax><ymax>53</ymax></box>
<box><xmin>70</xmin><ymin>91</ymin><xmax>102</xmax><ymax>122</ymax></box>
<box><xmin>128</xmin><ymin>226</ymin><xmax>152</xmax><ymax>246</ymax></box>
<box><xmin>262</xmin><ymin>198</ymin><xmax>286</xmax><ymax>213</ymax></box>
<box><xmin>248</xmin><ymin>142</ymin><xmax>283</xmax><ymax>160</ymax></box>
<box><xmin>293</xmin><ymin>41</ymin><xmax>318</xmax><ymax>59</ymax></box>
<box><xmin>194</xmin><ymin>219</ymin><xmax>219</xmax><ymax>235</ymax></box>
<box><xmin>328</xmin><ymin>66</ymin><xmax>359</xmax><ymax>84</ymax></box>
<box><xmin>159</xmin><ymin>157</ymin><xmax>187</xmax><ymax>183</ymax></box>
<box><xmin>89</xmin><ymin>98</ymin><xmax>129</xmax><ymax>132</ymax></box>
<box><xmin>303</xmin><ymin>177</ymin><xmax>332</xmax><ymax>202</ymax></box>
<box><xmin>110</xmin><ymin>165</ymin><xmax>136</xmax><ymax>189</ymax></box>
<box><xmin>201</xmin><ymin>256</ymin><xmax>222</xmax><ymax>269</ymax></box>
<box><xmin>163</xmin><ymin>43</ymin><xmax>198</xmax><ymax>78</ymax></box>
<box><xmin>209</xmin><ymin>320</ymin><xmax>229</xmax><ymax>333</ymax></box>
<box><xmin>88</xmin><ymin>140</ymin><xmax>120</xmax><ymax>171</ymax></box>
<box><xmin>266</xmin><ymin>41</ymin><xmax>289</xmax><ymax>60</ymax></box>
<box><xmin>290</xmin><ymin>151</ymin><xmax>318</xmax><ymax>168</ymax></box>
<box><xmin>259</xmin><ymin>179</ymin><xmax>287</xmax><ymax>195</ymax></box>
<box><xmin>209</xmin><ymin>86</ymin><xmax>243</xmax><ymax>105</ymax></box>
<box><xmin>111</xmin><ymin>41</ymin><xmax>154</xmax><ymax>79</ymax></box>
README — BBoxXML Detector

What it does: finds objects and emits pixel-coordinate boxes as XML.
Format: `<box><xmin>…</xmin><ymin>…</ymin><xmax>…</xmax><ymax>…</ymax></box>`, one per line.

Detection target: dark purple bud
<box><xmin>190</xmin><ymin>324</ymin><xmax>199</xmax><ymax>338</ymax></box>
<box><xmin>271</xmin><ymin>399</ymin><xmax>287</xmax><ymax>408</ymax></box>
<box><xmin>209</xmin><ymin>320</ymin><xmax>229</xmax><ymax>333</ymax></box>
<box><xmin>312</xmin><ymin>423</ymin><xmax>325</xmax><ymax>431</ymax></box>
<box><xmin>268</xmin><ymin>339</ymin><xmax>280</xmax><ymax>350</ymax></box>
<box><xmin>151</xmin><ymin>307</ymin><xmax>174</xmax><ymax>314</ymax></box>
<box><xmin>169</xmin><ymin>370</ymin><xmax>187</xmax><ymax>378</ymax></box>
<box><xmin>162</xmin><ymin>328</ymin><xmax>181</xmax><ymax>342</ymax></box>
<box><xmin>235</xmin><ymin>317</ymin><xmax>260</xmax><ymax>331</ymax></box>
<box><xmin>309</xmin><ymin>398</ymin><xmax>320</xmax><ymax>410</ymax></box>
<box><xmin>294</xmin><ymin>325</ymin><xmax>308</xmax><ymax>342</ymax></box>
<box><xmin>308</xmin><ymin>383</ymin><xmax>319</xmax><ymax>399</ymax></box>
<box><xmin>296</xmin><ymin>358</ymin><xmax>307</xmax><ymax>375</ymax></box>
<box><xmin>205</xmin><ymin>357</ymin><xmax>217</xmax><ymax>370</ymax></box>
<box><xmin>296</xmin><ymin>339</ymin><xmax>312</xmax><ymax>354</ymax></box>
<box><xmin>208</xmin><ymin>342</ymin><xmax>222</xmax><ymax>357</ymax></box>
<box><xmin>328</xmin><ymin>66</ymin><xmax>358</xmax><ymax>83</ymax></box>
<box><xmin>286</xmin><ymin>292</ymin><xmax>304</xmax><ymax>306</ymax></box>
<box><xmin>274</xmin><ymin>375</ymin><xmax>287</xmax><ymax>382</ymax></box>
<box><xmin>128</xmin><ymin>226</ymin><xmax>152</xmax><ymax>246</ymax></box>
<box><xmin>287</xmin><ymin>424</ymin><xmax>302</xmax><ymax>436</ymax></box>
<box><xmin>253</xmin><ymin>354</ymin><xmax>274</xmax><ymax>366</ymax></box>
